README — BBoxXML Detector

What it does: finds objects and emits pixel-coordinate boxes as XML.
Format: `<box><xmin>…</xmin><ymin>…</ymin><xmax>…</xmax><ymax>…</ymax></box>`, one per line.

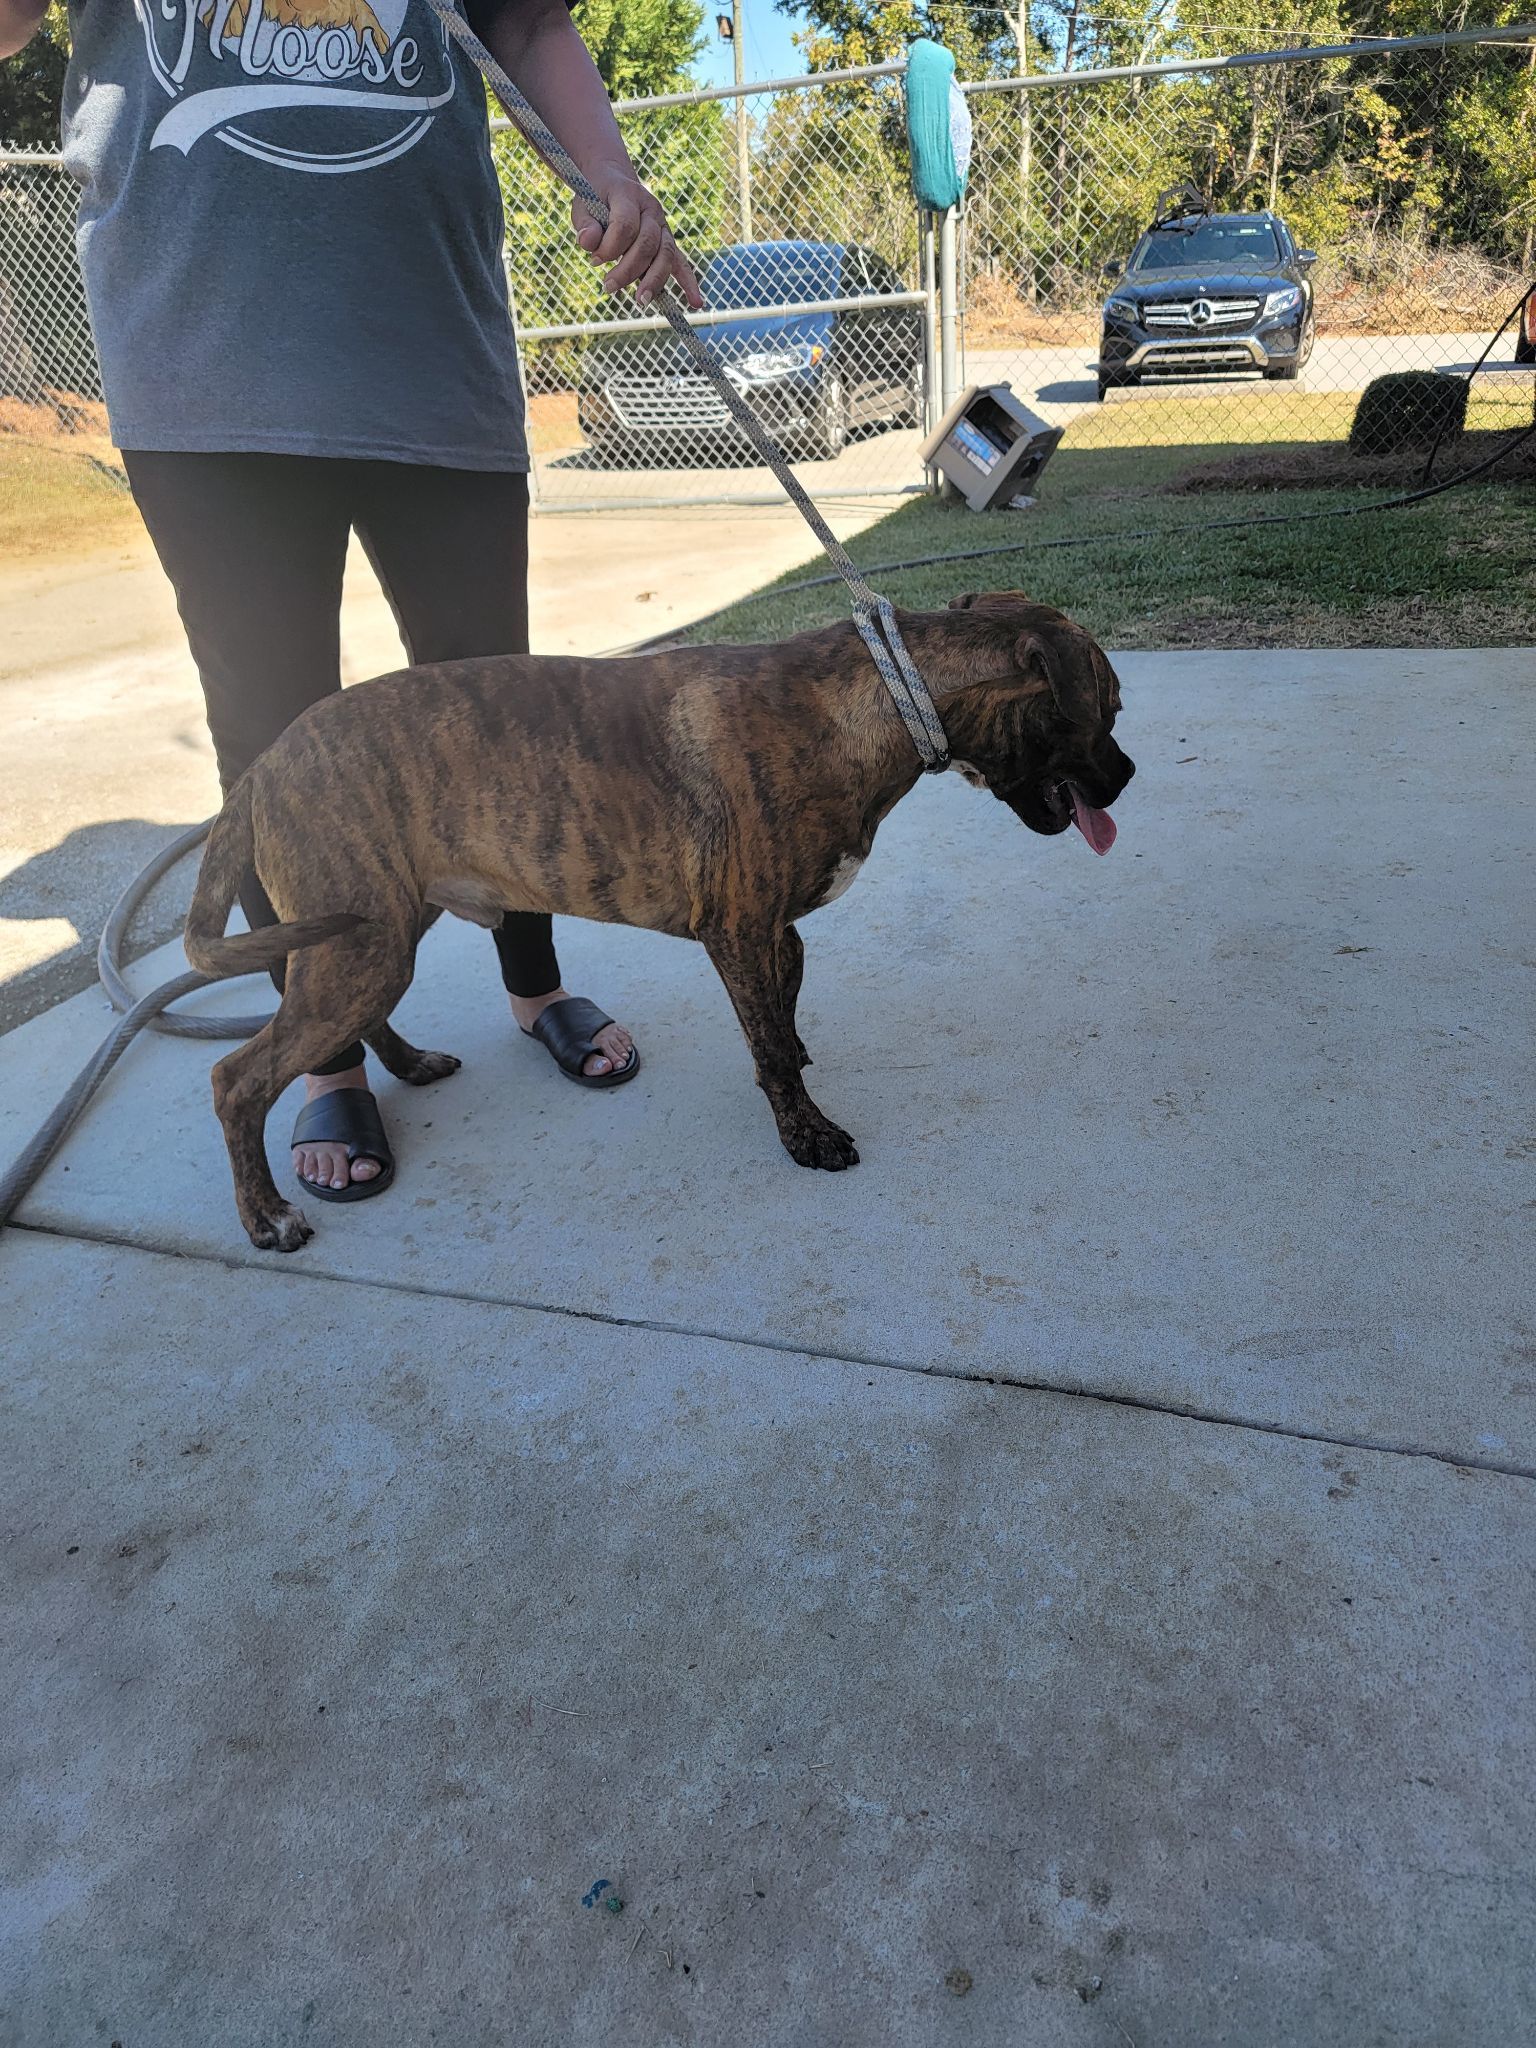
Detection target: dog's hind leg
<box><xmin>703</xmin><ymin>925</ymin><xmax>857</xmax><ymax>1172</ymax></box>
<box><xmin>211</xmin><ymin>925</ymin><xmax>414</xmax><ymax>1251</ymax></box>
<box><xmin>365</xmin><ymin>1021</ymin><xmax>462</xmax><ymax>1087</ymax></box>
<box><xmin>361</xmin><ymin>909</ymin><xmax>460</xmax><ymax>1083</ymax></box>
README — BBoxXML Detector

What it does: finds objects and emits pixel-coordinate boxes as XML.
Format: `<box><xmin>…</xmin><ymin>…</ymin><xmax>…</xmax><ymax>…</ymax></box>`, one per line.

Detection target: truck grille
<box><xmin>1141</xmin><ymin>342</ymin><xmax>1259</xmax><ymax>371</ymax></box>
<box><xmin>1143</xmin><ymin>295</ymin><xmax>1263</xmax><ymax>331</ymax></box>
<box><xmin>605</xmin><ymin>376</ymin><xmax>733</xmax><ymax>430</ymax></box>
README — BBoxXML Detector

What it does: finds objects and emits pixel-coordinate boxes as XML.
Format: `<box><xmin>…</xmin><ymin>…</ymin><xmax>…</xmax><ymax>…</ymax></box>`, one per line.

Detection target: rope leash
<box><xmin>423</xmin><ymin>0</ymin><xmax>950</xmax><ymax>773</ymax></box>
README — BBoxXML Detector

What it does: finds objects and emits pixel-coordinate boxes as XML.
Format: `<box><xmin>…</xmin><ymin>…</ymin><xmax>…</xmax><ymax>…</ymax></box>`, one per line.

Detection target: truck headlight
<box><xmin>1264</xmin><ymin>285</ymin><xmax>1303</xmax><ymax>318</ymax></box>
<box><xmin>1104</xmin><ymin>297</ymin><xmax>1139</xmax><ymax>324</ymax></box>
<box><xmin>733</xmin><ymin>344</ymin><xmax>823</xmax><ymax>380</ymax></box>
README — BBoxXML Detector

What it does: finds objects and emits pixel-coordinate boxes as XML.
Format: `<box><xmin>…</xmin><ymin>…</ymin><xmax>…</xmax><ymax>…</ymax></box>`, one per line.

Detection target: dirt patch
<box><xmin>0</xmin><ymin>438</ymin><xmax>137</xmax><ymax>562</ymax></box>
<box><xmin>964</xmin><ymin>275</ymin><xmax>1099</xmax><ymax>347</ymax></box>
<box><xmin>1170</xmin><ymin>430</ymin><xmax>1536</xmax><ymax>493</ymax></box>
<box><xmin>526</xmin><ymin>390</ymin><xmax>581</xmax><ymax>455</ymax></box>
<box><xmin>0</xmin><ymin>388</ymin><xmax>115</xmax><ymax>448</ymax></box>
<box><xmin>1119</xmin><ymin>593</ymin><xmax>1536</xmax><ymax>649</ymax></box>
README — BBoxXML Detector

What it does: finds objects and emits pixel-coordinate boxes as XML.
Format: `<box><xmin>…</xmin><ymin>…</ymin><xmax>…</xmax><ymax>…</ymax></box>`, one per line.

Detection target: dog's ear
<box><xmin>1017</xmin><ymin>626</ymin><xmax>1117</xmax><ymax>728</ymax></box>
<box><xmin>948</xmin><ymin>589</ymin><xmax>1031</xmax><ymax>612</ymax></box>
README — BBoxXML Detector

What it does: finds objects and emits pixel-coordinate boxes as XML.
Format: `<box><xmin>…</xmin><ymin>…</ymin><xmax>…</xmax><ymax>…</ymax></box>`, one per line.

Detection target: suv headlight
<box><xmin>732</xmin><ymin>344</ymin><xmax>823</xmax><ymax>381</ymax></box>
<box><xmin>1264</xmin><ymin>285</ymin><xmax>1303</xmax><ymax>318</ymax></box>
<box><xmin>1104</xmin><ymin>296</ymin><xmax>1139</xmax><ymax>323</ymax></box>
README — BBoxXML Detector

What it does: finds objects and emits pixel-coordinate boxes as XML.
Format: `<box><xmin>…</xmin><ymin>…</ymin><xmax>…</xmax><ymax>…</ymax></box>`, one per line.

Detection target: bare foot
<box><xmin>291</xmin><ymin>1064</ymin><xmax>383</xmax><ymax>1192</ymax></box>
<box><xmin>508</xmin><ymin>987</ymin><xmax>634</xmax><ymax>1079</ymax></box>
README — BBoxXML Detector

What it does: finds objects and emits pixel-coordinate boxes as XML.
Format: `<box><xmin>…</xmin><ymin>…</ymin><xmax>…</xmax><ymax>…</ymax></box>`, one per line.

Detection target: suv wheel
<box><xmin>1265</xmin><ymin>313</ymin><xmax>1314</xmax><ymax>382</ymax></box>
<box><xmin>1516</xmin><ymin>307</ymin><xmax>1535</xmax><ymax>366</ymax></box>
<box><xmin>1096</xmin><ymin>369</ymin><xmax>1137</xmax><ymax>401</ymax></box>
<box><xmin>801</xmin><ymin>373</ymin><xmax>848</xmax><ymax>460</ymax></box>
<box><xmin>897</xmin><ymin>358</ymin><xmax>927</xmax><ymax>430</ymax></box>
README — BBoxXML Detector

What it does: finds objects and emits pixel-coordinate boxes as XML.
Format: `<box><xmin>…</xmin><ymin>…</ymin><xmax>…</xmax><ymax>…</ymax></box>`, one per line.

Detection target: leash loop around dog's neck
<box><xmin>426</xmin><ymin>0</ymin><xmax>951</xmax><ymax>774</ymax></box>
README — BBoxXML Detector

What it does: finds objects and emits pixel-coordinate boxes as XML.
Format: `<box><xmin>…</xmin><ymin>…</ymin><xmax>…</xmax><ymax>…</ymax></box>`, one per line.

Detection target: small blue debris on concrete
<box><xmin>581</xmin><ymin>1878</ymin><xmax>612</xmax><ymax>1910</ymax></box>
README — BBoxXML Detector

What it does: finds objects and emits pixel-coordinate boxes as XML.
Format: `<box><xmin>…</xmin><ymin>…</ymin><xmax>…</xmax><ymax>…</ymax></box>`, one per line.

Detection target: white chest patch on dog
<box><xmin>818</xmin><ymin>853</ymin><xmax>866</xmax><ymax>907</ymax></box>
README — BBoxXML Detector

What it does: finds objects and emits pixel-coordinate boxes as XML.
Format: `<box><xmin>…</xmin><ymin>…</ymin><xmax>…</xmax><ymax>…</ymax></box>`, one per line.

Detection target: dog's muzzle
<box><xmin>996</xmin><ymin>749</ymin><xmax>1135</xmax><ymax>852</ymax></box>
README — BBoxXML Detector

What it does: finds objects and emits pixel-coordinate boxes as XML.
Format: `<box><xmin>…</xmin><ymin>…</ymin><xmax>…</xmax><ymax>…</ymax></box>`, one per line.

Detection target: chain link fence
<box><xmin>0</xmin><ymin>142</ymin><xmax>103</xmax><ymax>435</ymax></box>
<box><xmin>3</xmin><ymin>25</ymin><xmax>1533</xmax><ymax>508</ymax></box>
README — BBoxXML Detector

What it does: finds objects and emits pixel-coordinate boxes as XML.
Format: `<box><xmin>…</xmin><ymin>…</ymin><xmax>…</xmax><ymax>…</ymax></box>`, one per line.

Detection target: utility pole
<box><xmin>731</xmin><ymin>0</ymin><xmax>753</xmax><ymax>243</ymax></box>
<box><xmin>1005</xmin><ymin>2</ymin><xmax>1035</xmax><ymax>304</ymax></box>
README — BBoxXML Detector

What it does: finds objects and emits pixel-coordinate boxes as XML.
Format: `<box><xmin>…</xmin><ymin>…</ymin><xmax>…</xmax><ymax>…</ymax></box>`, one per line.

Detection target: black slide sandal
<box><xmin>523</xmin><ymin>996</ymin><xmax>640</xmax><ymax>1090</ymax></box>
<box><xmin>290</xmin><ymin>1088</ymin><xmax>396</xmax><ymax>1203</ymax></box>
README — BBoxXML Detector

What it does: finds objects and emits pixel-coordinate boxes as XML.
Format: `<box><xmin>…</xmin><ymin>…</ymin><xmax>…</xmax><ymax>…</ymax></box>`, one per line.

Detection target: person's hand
<box><xmin>0</xmin><ymin>0</ymin><xmax>50</xmax><ymax>62</ymax></box>
<box><xmin>572</xmin><ymin>160</ymin><xmax>704</xmax><ymax>311</ymax></box>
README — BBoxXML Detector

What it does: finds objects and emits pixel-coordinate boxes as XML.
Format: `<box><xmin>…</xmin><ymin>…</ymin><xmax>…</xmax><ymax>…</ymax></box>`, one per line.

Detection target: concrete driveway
<box><xmin>2</xmin><ymin>646</ymin><xmax>1532</xmax><ymax>2044</ymax></box>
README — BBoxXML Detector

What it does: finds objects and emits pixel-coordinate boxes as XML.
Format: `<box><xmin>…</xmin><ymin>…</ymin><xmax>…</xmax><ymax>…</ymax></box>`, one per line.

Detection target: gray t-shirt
<box><xmin>62</xmin><ymin>0</ymin><xmax>531</xmax><ymax>469</ymax></box>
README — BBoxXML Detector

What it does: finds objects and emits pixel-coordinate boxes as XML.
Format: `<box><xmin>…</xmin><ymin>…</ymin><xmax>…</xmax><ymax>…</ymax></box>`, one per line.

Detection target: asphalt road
<box><xmin>532</xmin><ymin>330</ymin><xmax>1505</xmax><ymax>505</ymax></box>
<box><xmin>966</xmin><ymin>328</ymin><xmax>1502</xmax><ymax>420</ymax></box>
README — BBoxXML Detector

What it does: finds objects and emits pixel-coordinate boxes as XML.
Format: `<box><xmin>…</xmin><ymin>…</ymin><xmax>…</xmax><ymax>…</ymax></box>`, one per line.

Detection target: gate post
<box><xmin>921</xmin><ymin>207</ymin><xmax>939</xmax><ymax>436</ymax></box>
<box><xmin>938</xmin><ymin>205</ymin><xmax>960</xmax><ymax>415</ymax></box>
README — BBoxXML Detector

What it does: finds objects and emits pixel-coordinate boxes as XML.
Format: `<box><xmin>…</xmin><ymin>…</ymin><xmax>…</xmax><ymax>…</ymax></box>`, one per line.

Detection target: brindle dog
<box><xmin>184</xmin><ymin>592</ymin><xmax>1134</xmax><ymax>1250</ymax></box>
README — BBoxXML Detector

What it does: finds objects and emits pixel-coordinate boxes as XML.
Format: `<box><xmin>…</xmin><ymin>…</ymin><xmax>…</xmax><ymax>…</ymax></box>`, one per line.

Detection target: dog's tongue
<box><xmin>1069</xmin><ymin>785</ymin><xmax>1117</xmax><ymax>856</ymax></box>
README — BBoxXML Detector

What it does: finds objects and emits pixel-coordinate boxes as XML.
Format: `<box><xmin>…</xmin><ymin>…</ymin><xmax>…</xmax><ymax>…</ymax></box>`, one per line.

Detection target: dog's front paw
<box><xmin>781</xmin><ymin>1112</ymin><xmax>859</xmax><ymax>1172</ymax></box>
<box><xmin>403</xmin><ymin>1049</ymin><xmax>461</xmax><ymax>1086</ymax></box>
<box><xmin>245</xmin><ymin>1201</ymin><xmax>314</xmax><ymax>1253</ymax></box>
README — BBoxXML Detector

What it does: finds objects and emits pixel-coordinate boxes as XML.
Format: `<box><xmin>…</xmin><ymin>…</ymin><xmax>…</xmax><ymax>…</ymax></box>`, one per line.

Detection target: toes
<box><xmin>250</xmin><ymin>1201</ymin><xmax>314</xmax><ymax>1253</ymax></box>
<box><xmin>783</xmin><ymin>1116</ymin><xmax>860</xmax><ymax>1171</ymax></box>
<box><xmin>588</xmin><ymin>1024</ymin><xmax>633</xmax><ymax>1078</ymax></box>
<box><xmin>351</xmin><ymin>1157</ymin><xmax>381</xmax><ymax>1182</ymax></box>
<box><xmin>405</xmin><ymin>1049</ymin><xmax>460</xmax><ymax>1085</ymax></box>
<box><xmin>294</xmin><ymin>1144</ymin><xmax>352</xmax><ymax>1191</ymax></box>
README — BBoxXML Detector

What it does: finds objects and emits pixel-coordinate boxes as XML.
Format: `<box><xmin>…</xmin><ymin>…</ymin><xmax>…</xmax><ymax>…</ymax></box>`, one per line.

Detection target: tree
<box><xmin>0</xmin><ymin>3</ymin><xmax>69</xmax><ymax>149</ymax></box>
<box><xmin>496</xmin><ymin>0</ymin><xmax>730</xmax><ymax>381</ymax></box>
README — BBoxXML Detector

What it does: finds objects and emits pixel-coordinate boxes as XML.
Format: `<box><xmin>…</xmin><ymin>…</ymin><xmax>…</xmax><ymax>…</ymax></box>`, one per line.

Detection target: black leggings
<box><xmin>124</xmin><ymin>451</ymin><xmax>561</xmax><ymax>1073</ymax></box>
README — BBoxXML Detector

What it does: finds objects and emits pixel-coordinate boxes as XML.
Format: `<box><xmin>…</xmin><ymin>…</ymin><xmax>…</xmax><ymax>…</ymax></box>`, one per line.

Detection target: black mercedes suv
<box><xmin>1096</xmin><ymin>206</ymin><xmax>1317</xmax><ymax>399</ymax></box>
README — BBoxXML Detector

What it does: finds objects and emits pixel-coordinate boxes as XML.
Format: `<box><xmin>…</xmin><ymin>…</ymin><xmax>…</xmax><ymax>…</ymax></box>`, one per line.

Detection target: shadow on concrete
<box><xmin>1035</xmin><ymin>377</ymin><xmax>1100</xmax><ymax>404</ymax></box>
<box><xmin>0</xmin><ymin>818</ymin><xmax>202</xmax><ymax>1037</ymax></box>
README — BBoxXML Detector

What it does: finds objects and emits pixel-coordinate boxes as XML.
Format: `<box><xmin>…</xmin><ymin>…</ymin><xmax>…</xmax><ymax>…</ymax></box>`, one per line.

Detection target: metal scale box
<box><xmin>919</xmin><ymin>383</ymin><xmax>1063</xmax><ymax>511</ymax></box>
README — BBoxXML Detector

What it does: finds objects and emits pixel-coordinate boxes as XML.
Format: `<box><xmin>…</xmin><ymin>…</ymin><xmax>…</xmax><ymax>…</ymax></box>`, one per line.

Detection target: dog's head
<box><xmin>942</xmin><ymin>592</ymin><xmax>1134</xmax><ymax>853</ymax></box>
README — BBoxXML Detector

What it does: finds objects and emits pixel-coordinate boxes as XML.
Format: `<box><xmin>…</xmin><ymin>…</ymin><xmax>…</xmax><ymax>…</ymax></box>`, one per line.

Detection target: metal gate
<box><xmin>491</xmin><ymin>63</ymin><xmax>938</xmax><ymax>510</ymax></box>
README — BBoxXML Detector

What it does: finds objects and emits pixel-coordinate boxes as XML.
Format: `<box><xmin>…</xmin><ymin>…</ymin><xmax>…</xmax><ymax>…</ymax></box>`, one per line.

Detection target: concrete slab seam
<box><xmin>10</xmin><ymin>1215</ymin><xmax>1535</xmax><ymax>1487</ymax></box>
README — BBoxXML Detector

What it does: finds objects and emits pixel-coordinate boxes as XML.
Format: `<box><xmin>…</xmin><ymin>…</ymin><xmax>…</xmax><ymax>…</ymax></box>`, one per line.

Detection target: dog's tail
<box><xmin>183</xmin><ymin>778</ymin><xmax>363</xmax><ymax>979</ymax></box>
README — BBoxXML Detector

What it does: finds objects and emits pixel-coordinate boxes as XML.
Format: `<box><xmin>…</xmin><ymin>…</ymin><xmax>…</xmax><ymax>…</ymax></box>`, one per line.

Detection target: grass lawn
<box><xmin>684</xmin><ymin>391</ymin><xmax>1536</xmax><ymax>651</ymax></box>
<box><xmin>0</xmin><ymin>439</ymin><xmax>138</xmax><ymax>562</ymax></box>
